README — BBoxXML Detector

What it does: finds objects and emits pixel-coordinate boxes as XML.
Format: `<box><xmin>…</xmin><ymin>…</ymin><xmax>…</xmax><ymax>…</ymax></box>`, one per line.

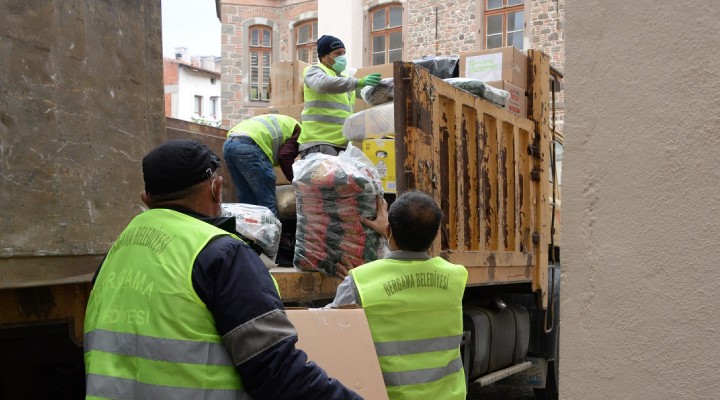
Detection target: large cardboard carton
<box><xmin>485</xmin><ymin>80</ymin><xmax>528</xmax><ymax>117</ymax></box>
<box><xmin>286</xmin><ymin>307</ymin><xmax>389</xmax><ymax>400</ymax></box>
<box><xmin>355</xmin><ymin>63</ymin><xmax>394</xmax><ymax>79</ymax></box>
<box><xmin>270</xmin><ymin>60</ymin><xmax>310</xmax><ymax>107</ymax></box>
<box><xmin>264</xmin><ymin>103</ymin><xmax>304</xmax><ymax>121</ymax></box>
<box><xmin>248</xmin><ymin>106</ymin><xmax>272</xmax><ymax>116</ymax></box>
<box><xmin>353</xmin><ymin>98</ymin><xmax>368</xmax><ymax>113</ymax></box>
<box><xmin>459</xmin><ymin>46</ymin><xmax>528</xmax><ymax>89</ymax></box>
<box><xmin>362</xmin><ymin>137</ymin><xmax>396</xmax><ymax>194</ymax></box>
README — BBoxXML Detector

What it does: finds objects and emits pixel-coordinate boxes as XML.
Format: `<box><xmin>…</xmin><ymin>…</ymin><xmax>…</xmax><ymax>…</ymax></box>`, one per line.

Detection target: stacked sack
<box><xmin>292</xmin><ymin>144</ymin><xmax>385</xmax><ymax>277</ymax></box>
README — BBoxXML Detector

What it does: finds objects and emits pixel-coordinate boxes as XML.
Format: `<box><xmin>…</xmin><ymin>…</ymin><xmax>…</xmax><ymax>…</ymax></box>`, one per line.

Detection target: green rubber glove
<box><xmin>359</xmin><ymin>73</ymin><xmax>382</xmax><ymax>88</ymax></box>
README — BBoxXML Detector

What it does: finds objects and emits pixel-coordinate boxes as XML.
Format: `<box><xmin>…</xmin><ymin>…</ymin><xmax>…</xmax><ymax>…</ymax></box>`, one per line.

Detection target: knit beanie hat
<box><xmin>317</xmin><ymin>35</ymin><xmax>345</xmax><ymax>59</ymax></box>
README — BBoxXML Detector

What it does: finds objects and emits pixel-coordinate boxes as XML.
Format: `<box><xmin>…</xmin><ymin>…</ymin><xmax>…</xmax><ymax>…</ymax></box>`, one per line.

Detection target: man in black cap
<box><xmin>84</xmin><ymin>139</ymin><xmax>362</xmax><ymax>400</ymax></box>
<box><xmin>298</xmin><ymin>34</ymin><xmax>382</xmax><ymax>157</ymax></box>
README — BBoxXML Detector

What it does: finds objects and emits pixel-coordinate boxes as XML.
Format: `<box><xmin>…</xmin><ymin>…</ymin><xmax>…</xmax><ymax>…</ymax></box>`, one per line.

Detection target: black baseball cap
<box><xmin>142</xmin><ymin>139</ymin><xmax>221</xmax><ymax>195</ymax></box>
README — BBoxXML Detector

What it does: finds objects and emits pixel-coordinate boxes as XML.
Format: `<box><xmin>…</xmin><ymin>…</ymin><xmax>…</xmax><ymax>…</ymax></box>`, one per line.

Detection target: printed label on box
<box><xmin>465</xmin><ymin>53</ymin><xmax>503</xmax><ymax>82</ymax></box>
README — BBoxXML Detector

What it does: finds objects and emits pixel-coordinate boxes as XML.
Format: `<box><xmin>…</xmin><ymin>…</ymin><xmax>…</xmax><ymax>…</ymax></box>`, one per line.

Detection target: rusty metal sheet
<box><xmin>393</xmin><ymin>61</ymin><xmax>549</xmax><ymax>296</ymax></box>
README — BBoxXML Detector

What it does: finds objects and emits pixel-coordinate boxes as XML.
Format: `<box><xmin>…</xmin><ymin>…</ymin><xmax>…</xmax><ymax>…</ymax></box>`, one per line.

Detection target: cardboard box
<box><xmin>269</xmin><ymin>60</ymin><xmax>309</xmax><ymax>107</ymax></box>
<box><xmin>459</xmin><ymin>46</ymin><xmax>528</xmax><ymax>89</ymax></box>
<box><xmin>265</xmin><ymin>103</ymin><xmax>304</xmax><ymax>122</ymax></box>
<box><xmin>485</xmin><ymin>80</ymin><xmax>528</xmax><ymax>117</ymax></box>
<box><xmin>353</xmin><ymin>98</ymin><xmax>368</xmax><ymax>113</ymax></box>
<box><xmin>286</xmin><ymin>307</ymin><xmax>389</xmax><ymax>400</ymax></box>
<box><xmin>362</xmin><ymin>137</ymin><xmax>396</xmax><ymax>194</ymax></box>
<box><xmin>355</xmin><ymin>63</ymin><xmax>394</xmax><ymax>79</ymax></box>
<box><xmin>249</xmin><ymin>106</ymin><xmax>273</xmax><ymax>116</ymax></box>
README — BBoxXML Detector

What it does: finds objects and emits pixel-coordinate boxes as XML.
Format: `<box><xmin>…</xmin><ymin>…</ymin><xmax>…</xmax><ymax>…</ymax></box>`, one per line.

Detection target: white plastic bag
<box><xmin>221</xmin><ymin>203</ymin><xmax>282</xmax><ymax>261</ymax></box>
<box><xmin>342</xmin><ymin>102</ymin><xmax>395</xmax><ymax>142</ymax></box>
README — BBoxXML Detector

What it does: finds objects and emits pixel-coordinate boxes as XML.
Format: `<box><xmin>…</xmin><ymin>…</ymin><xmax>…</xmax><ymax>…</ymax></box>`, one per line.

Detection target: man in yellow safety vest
<box><xmin>299</xmin><ymin>34</ymin><xmax>381</xmax><ymax>157</ymax></box>
<box><xmin>329</xmin><ymin>191</ymin><xmax>469</xmax><ymax>400</ymax></box>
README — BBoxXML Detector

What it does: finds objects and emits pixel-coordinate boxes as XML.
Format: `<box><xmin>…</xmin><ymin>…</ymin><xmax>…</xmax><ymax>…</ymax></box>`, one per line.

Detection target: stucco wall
<box><xmin>562</xmin><ymin>1</ymin><xmax>720</xmax><ymax>398</ymax></box>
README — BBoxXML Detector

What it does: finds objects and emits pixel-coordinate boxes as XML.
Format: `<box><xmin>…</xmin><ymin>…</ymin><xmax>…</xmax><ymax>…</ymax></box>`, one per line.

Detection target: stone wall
<box><xmin>221</xmin><ymin>1</ymin><xmax>317</xmax><ymax>127</ymax></box>
<box><xmin>220</xmin><ymin>0</ymin><xmax>564</xmax><ymax>131</ymax></box>
<box><xmin>402</xmin><ymin>1</ymin><xmax>478</xmax><ymax>60</ymax></box>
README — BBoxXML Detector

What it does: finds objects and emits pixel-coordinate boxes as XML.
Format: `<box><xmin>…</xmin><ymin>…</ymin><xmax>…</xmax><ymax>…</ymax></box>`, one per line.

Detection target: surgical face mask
<box><xmin>331</xmin><ymin>55</ymin><xmax>347</xmax><ymax>73</ymax></box>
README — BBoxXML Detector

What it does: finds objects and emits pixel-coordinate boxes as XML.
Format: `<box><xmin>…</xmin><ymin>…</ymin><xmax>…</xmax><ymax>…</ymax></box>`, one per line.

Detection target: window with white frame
<box><xmin>194</xmin><ymin>95</ymin><xmax>203</xmax><ymax>116</ymax></box>
<box><xmin>249</xmin><ymin>25</ymin><xmax>272</xmax><ymax>101</ymax></box>
<box><xmin>485</xmin><ymin>0</ymin><xmax>524</xmax><ymax>50</ymax></box>
<box><xmin>370</xmin><ymin>4</ymin><xmax>403</xmax><ymax>66</ymax></box>
<box><xmin>210</xmin><ymin>96</ymin><xmax>219</xmax><ymax>119</ymax></box>
<box><xmin>295</xmin><ymin>19</ymin><xmax>318</xmax><ymax>64</ymax></box>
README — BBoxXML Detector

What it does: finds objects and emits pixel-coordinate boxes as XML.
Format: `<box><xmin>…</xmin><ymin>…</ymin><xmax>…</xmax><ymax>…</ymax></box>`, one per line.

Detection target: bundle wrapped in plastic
<box><xmin>412</xmin><ymin>56</ymin><xmax>460</xmax><ymax>79</ymax></box>
<box><xmin>343</xmin><ymin>102</ymin><xmax>395</xmax><ymax>142</ymax></box>
<box><xmin>360</xmin><ymin>78</ymin><xmax>394</xmax><ymax>106</ymax></box>
<box><xmin>221</xmin><ymin>203</ymin><xmax>282</xmax><ymax>261</ymax></box>
<box><xmin>275</xmin><ymin>184</ymin><xmax>296</xmax><ymax>221</ymax></box>
<box><xmin>443</xmin><ymin>78</ymin><xmax>510</xmax><ymax>107</ymax></box>
<box><xmin>292</xmin><ymin>144</ymin><xmax>385</xmax><ymax>277</ymax></box>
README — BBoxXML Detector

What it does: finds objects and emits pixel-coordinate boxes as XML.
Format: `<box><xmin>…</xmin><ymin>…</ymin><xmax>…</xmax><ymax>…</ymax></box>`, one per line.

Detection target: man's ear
<box><xmin>211</xmin><ymin>176</ymin><xmax>223</xmax><ymax>202</ymax></box>
<box><xmin>140</xmin><ymin>191</ymin><xmax>151</xmax><ymax>208</ymax></box>
<box><xmin>385</xmin><ymin>224</ymin><xmax>392</xmax><ymax>241</ymax></box>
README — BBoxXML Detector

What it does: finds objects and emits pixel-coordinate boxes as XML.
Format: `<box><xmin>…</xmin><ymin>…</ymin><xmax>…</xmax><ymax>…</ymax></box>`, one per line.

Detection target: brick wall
<box><xmin>530</xmin><ymin>0</ymin><xmax>565</xmax><ymax>132</ymax></box>
<box><xmin>163</xmin><ymin>59</ymin><xmax>179</xmax><ymax>117</ymax></box>
<box><xmin>221</xmin><ymin>1</ymin><xmax>317</xmax><ymax>128</ymax></box>
<box><xmin>402</xmin><ymin>1</ymin><xmax>478</xmax><ymax>60</ymax></box>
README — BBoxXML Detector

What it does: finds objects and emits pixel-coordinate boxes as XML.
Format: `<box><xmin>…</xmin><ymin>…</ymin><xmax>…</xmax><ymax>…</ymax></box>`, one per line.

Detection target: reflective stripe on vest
<box><xmin>85</xmin><ymin>329</ymin><xmax>234</xmax><ymax>366</ymax></box>
<box><xmin>299</xmin><ymin>63</ymin><xmax>354</xmax><ymax>147</ymax></box>
<box><xmin>256</xmin><ymin>115</ymin><xmax>284</xmax><ymax>165</ymax></box>
<box><xmin>382</xmin><ymin>356</ymin><xmax>464</xmax><ymax>387</ymax></box>
<box><xmin>86</xmin><ymin>374</ymin><xmax>251</xmax><ymax>400</ymax></box>
<box><xmin>84</xmin><ymin>209</ymin><xmax>249</xmax><ymax>397</ymax></box>
<box><xmin>351</xmin><ymin>257</ymin><xmax>469</xmax><ymax>399</ymax></box>
<box><xmin>374</xmin><ymin>335</ymin><xmax>464</xmax><ymax>357</ymax></box>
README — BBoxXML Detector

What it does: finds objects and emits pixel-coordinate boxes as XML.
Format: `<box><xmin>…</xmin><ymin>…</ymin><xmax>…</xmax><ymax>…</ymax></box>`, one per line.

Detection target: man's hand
<box><xmin>335</xmin><ymin>257</ymin><xmax>355</xmax><ymax>279</ymax></box>
<box><xmin>358</xmin><ymin>73</ymin><xmax>382</xmax><ymax>88</ymax></box>
<box><xmin>361</xmin><ymin>195</ymin><xmax>389</xmax><ymax>238</ymax></box>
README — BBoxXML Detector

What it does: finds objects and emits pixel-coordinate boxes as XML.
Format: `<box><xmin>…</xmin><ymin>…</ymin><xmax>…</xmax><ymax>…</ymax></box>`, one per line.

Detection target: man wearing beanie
<box><xmin>299</xmin><ymin>34</ymin><xmax>382</xmax><ymax>157</ymax></box>
<box><xmin>84</xmin><ymin>139</ymin><xmax>363</xmax><ymax>400</ymax></box>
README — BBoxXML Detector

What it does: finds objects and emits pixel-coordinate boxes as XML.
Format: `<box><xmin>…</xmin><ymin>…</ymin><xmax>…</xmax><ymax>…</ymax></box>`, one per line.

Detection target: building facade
<box><xmin>218</xmin><ymin>0</ymin><xmax>564</xmax><ymax>130</ymax></box>
<box><xmin>164</xmin><ymin>47</ymin><xmax>223</xmax><ymax>126</ymax></box>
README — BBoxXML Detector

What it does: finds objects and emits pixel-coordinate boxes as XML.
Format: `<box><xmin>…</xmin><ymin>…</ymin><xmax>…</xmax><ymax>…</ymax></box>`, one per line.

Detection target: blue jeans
<box><xmin>223</xmin><ymin>136</ymin><xmax>278</xmax><ymax>216</ymax></box>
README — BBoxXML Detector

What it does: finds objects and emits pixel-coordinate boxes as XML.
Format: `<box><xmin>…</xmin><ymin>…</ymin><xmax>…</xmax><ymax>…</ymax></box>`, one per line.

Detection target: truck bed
<box><xmin>392</xmin><ymin>51</ymin><xmax>553</xmax><ymax>306</ymax></box>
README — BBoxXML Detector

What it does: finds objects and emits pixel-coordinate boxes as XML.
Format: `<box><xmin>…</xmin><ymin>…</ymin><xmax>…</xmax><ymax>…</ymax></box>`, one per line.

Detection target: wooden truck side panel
<box><xmin>393</xmin><ymin>50</ymin><xmax>552</xmax><ymax>307</ymax></box>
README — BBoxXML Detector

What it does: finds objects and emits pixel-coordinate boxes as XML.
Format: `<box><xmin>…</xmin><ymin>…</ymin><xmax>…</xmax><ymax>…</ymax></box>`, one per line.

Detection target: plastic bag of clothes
<box><xmin>343</xmin><ymin>102</ymin><xmax>395</xmax><ymax>142</ymax></box>
<box><xmin>221</xmin><ymin>203</ymin><xmax>282</xmax><ymax>261</ymax></box>
<box><xmin>360</xmin><ymin>78</ymin><xmax>394</xmax><ymax>106</ymax></box>
<box><xmin>443</xmin><ymin>78</ymin><xmax>510</xmax><ymax>107</ymax></box>
<box><xmin>292</xmin><ymin>144</ymin><xmax>385</xmax><ymax>277</ymax></box>
<box><xmin>412</xmin><ymin>56</ymin><xmax>459</xmax><ymax>79</ymax></box>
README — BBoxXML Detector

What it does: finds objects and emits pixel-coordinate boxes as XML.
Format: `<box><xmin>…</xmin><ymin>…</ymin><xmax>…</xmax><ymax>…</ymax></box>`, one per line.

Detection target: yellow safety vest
<box><xmin>228</xmin><ymin>114</ymin><xmax>299</xmax><ymax>165</ymax></box>
<box><xmin>299</xmin><ymin>63</ymin><xmax>355</xmax><ymax>147</ymax></box>
<box><xmin>351</xmin><ymin>256</ymin><xmax>468</xmax><ymax>400</ymax></box>
<box><xmin>84</xmin><ymin>209</ymin><xmax>251</xmax><ymax>400</ymax></box>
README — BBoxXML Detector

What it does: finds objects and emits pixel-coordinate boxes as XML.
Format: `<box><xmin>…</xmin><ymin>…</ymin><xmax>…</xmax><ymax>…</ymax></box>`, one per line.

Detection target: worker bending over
<box><xmin>223</xmin><ymin>114</ymin><xmax>300</xmax><ymax>216</ymax></box>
